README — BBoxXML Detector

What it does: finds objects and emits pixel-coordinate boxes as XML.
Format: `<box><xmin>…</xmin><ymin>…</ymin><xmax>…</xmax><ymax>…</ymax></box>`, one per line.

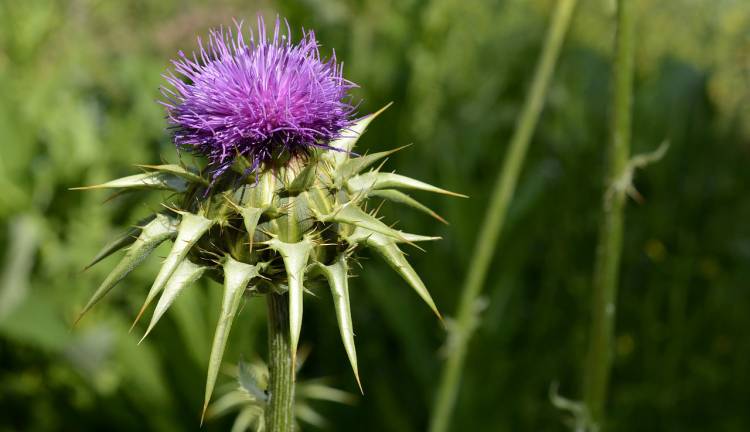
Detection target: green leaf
<box><xmin>267</xmin><ymin>237</ymin><xmax>314</xmax><ymax>369</ymax></box>
<box><xmin>232</xmin><ymin>409</ymin><xmax>264</xmax><ymax>432</ymax></box>
<box><xmin>135</xmin><ymin>163</ymin><xmax>209</xmax><ymax>185</ymax></box>
<box><xmin>314</xmin><ymin>203</ymin><xmax>408</xmax><ymax>243</ymax></box>
<box><xmin>316</xmin><ymin>254</ymin><xmax>362</xmax><ymax>392</ymax></box>
<box><xmin>347</xmin><ymin>172</ymin><xmax>467</xmax><ymax>198</ymax></box>
<box><xmin>84</xmin><ymin>214</ymin><xmax>157</xmax><ymax>270</ymax></box>
<box><xmin>74</xmin><ymin>214</ymin><xmax>178</xmax><ymax>325</ymax></box>
<box><xmin>298</xmin><ymin>381</ymin><xmax>356</xmax><ymax>404</ymax></box>
<box><xmin>368</xmin><ymin>189</ymin><xmax>448</xmax><ymax>224</ymax></box>
<box><xmin>295</xmin><ymin>403</ymin><xmax>328</xmax><ymax>429</ymax></box>
<box><xmin>203</xmin><ymin>257</ymin><xmax>260</xmax><ymax>420</ymax></box>
<box><xmin>133</xmin><ymin>212</ymin><xmax>215</xmax><ymax>328</ymax></box>
<box><xmin>238</xmin><ymin>359</ymin><xmax>268</xmax><ymax>402</ymax></box>
<box><xmin>139</xmin><ymin>259</ymin><xmax>206</xmax><ymax>342</ymax></box>
<box><xmin>327</xmin><ymin>103</ymin><xmax>392</xmax><ymax>166</ymax></box>
<box><xmin>70</xmin><ymin>171</ymin><xmax>189</xmax><ymax>192</ymax></box>
<box><xmin>347</xmin><ymin>230</ymin><xmax>442</xmax><ymax>320</ymax></box>
<box><xmin>208</xmin><ymin>392</ymin><xmax>256</xmax><ymax>419</ymax></box>
<box><xmin>335</xmin><ymin>145</ymin><xmax>409</xmax><ymax>183</ymax></box>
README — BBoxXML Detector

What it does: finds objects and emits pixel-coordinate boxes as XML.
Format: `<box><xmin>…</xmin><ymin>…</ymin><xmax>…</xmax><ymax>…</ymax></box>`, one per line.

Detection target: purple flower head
<box><xmin>161</xmin><ymin>17</ymin><xmax>357</xmax><ymax>178</ymax></box>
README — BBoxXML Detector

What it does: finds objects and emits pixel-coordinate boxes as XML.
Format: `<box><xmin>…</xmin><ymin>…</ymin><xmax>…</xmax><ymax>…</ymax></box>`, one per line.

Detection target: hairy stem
<box><xmin>429</xmin><ymin>1</ymin><xmax>578</xmax><ymax>431</ymax></box>
<box><xmin>582</xmin><ymin>0</ymin><xmax>635</xmax><ymax>429</ymax></box>
<box><xmin>266</xmin><ymin>293</ymin><xmax>295</xmax><ymax>432</ymax></box>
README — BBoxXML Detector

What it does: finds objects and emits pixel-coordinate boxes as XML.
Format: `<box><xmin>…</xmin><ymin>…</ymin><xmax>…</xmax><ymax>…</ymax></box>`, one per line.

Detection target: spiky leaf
<box><xmin>347</xmin><ymin>229</ymin><xmax>441</xmax><ymax>320</ymax></box>
<box><xmin>347</xmin><ymin>172</ymin><xmax>467</xmax><ymax>198</ymax></box>
<box><xmin>335</xmin><ymin>145</ymin><xmax>408</xmax><ymax>183</ymax></box>
<box><xmin>314</xmin><ymin>203</ymin><xmax>408</xmax><ymax>243</ymax></box>
<box><xmin>71</xmin><ymin>171</ymin><xmax>189</xmax><ymax>192</ymax></box>
<box><xmin>136</xmin><ymin>163</ymin><xmax>209</xmax><ymax>185</ymax></box>
<box><xmin>133</xmin><ymin>212</ymin><xmax>215</xmax><ymax>327</ymax></box>
<box><xmin>267</xmin><ymin>237</ymin><xmax>314</xmax><ymax>368</ymax></box>
<box><xmin>327</xmin><ymin>103</ymin><xmax>392</xmax><ymax>166</ymax></box>
<box><xmin>368</xmin><ymin>189</ymin><xmax>448</xmax><ymax>224</ymax></box>
<box><xmin>140</xmin><ymin>260</ymin><xmax>207</xmax><ymax>342</ymax></box>
<box><xmin>347</xmin><ymin>226</ymin><xmax>439</xmax><ymax>245</ymax></box>
<box><xmin>316</xmin><ymin>254</ymin><xmax>362</xmax><ymax>392</ymax></box>
<box><xmin>84</xmin><ymin>214</ymin><xmax>157</xmax><ymax>270</ymax></box>
<box><xmin>399</xmin><ymin>232</ymin><xmax>442</xmax><ymax>243</ymax></box>
<box><xmin>204</xmin><ymin>257</ymin><xmax>261</xmax><ymax>418</ymax></box>
<box><xmin>75</xmin><ymin>214</ymin><xmax>178</xmax><ymax>324</ymax></box>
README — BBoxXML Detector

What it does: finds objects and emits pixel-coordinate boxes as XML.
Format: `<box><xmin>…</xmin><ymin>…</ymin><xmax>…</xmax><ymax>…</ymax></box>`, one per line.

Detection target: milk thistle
<box><xmin>75</xmin><ymin>17</ymin><xmax>462</xmax><ymax>431</ymax></box>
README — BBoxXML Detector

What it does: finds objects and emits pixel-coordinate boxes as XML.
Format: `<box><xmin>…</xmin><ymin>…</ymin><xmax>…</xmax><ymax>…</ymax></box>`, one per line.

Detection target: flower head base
<box><xmin>162</xmin><ymin>17</ymin><xmax>356</xmax><ymax>178</ymax></box>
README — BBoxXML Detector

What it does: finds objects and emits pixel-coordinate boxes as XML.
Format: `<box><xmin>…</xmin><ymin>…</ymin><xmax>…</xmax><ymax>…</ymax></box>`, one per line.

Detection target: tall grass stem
<box><xmin>429</xmin><ymin>1</ymin><xmax>578</xmax><ymax>431</ymax></box>
<box><xmin>582</xmin><ymin>0</ymin><xmax>635</xmax><ymax>428</ymax></box>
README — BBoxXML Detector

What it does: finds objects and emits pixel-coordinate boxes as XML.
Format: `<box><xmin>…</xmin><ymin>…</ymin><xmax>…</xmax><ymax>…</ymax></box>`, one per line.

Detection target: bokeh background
<box><xmin>1</xmin><ymin>0</ymin><xmax>749</xmax><ymax>430</ymax></box>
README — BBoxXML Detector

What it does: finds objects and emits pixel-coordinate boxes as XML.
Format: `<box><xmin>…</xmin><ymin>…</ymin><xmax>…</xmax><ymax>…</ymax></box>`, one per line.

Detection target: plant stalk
<box><xmin>266</xmin><ymin>293</ymin><xmax>295</xmax><ymax>432</ymax></box>
<box><xmin>582</xmin><ymin>0</ymin><xmax>635</xmax><ymax>429</ymax></box>
<box><xmin>429</xmin><ymin>1</ymin><xmax>578</xmax><ymax>431</ymax></box>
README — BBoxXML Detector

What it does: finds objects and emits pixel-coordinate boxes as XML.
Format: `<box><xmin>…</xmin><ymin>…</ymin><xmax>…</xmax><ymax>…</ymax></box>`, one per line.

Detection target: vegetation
<box><xmin>1</xmin><ymin>0</ymin><xmax>748</xmax><ymax>430</ymax></box>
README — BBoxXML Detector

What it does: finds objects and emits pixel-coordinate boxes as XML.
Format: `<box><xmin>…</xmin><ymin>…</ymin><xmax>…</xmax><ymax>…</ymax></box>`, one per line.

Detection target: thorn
<box><xmin>138</xmin><ymin>323</ymin><xmax>156</xmax><ymax>345</ymax></box>
<box><xmin>436</xmin><ymin>312</ymin><xmax>446</xmax><ymax>328</ymax></box>
<box><xmin>409</xmin><ymin>243</ymin><xmax>426</xmax><ymax>253</ymax></box>
<box><xmin>200</xmin><ymin>402</ymin><xmax>209</xmax><ymax>427</ymax></box>
<box><xmin>129</xmin><ymin>303</ymin><xmax>149</xmax><ymax>333</ymax></box>
<box><xmin>72</xmin><ymin>313</ymin><xmax>85</xmax><ymax>328</ymax></box>
<box><xmin>102</xmin><ymin>190</ymin><xmax>128</xmax><ymax>204</ymax></box>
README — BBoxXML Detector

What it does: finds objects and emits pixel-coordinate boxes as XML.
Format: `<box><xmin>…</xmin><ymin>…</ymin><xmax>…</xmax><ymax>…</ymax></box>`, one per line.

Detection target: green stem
<box><xmin>266</xmin><ymin>293</ymin><xmax>295</xmax><ymax>432</ymax></box>
<box><xmin>583</xmin><ymin>0</ymin><xmax>635</xmax><ymax>429</ymax></box>
<box><xmin>429</xmin><ymin>1</ymin><xmax>578</xmax><ymax>431</ymax></box>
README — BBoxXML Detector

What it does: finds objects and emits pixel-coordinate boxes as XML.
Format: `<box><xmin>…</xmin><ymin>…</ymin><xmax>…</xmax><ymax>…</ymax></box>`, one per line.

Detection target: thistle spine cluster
<box><xmin>75</xmin><ymin>107</ymin><xmax>465</xmax><ymax>416</ymax></box>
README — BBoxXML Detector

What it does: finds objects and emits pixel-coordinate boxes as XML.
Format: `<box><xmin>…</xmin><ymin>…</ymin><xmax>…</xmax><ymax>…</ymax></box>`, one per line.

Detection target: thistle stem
<box><xmin>429</xmin><ymin>1</ymin><xmax>578</xmax><ymax>431</ymax></box>
<box><xmin>583</xmin><ymin>0</ymin><xmax>635</xmax><ymax>429</ymax></box>
<box><xmin>266</xmin><ymin>293</ymin><xmax>295</xmax><ymax>432</ymax></box>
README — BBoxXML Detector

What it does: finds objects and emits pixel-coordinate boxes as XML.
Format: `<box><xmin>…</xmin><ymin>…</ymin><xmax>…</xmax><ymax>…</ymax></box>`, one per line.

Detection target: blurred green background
<box><xmin>1</xmin><ymin>0</ymin><xmax>748</xmax><ymax>430</ymax></box>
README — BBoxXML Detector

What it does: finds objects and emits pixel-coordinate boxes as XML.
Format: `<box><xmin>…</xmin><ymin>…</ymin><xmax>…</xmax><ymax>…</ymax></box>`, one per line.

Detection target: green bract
<box><xmin>75</xmin><ymin>106</ymin><xmax>465</xmax><ymax>413</ymax></box>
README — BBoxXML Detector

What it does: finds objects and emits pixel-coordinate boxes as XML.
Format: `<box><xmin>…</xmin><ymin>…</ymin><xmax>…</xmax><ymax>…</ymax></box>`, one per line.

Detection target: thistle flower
<box><xmin>75</xmin><ymin>16</ymin><xmax>465</xmax><ymax>430</ymax></box>
<box><xmin>161</xmin><ymin>17</ymin><xmax>356</xmax><ymax>178</ymax></box>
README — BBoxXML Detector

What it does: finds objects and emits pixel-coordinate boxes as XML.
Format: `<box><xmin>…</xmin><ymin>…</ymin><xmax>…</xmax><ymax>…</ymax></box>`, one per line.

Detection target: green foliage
<box><xmin>1</xmin><ymin>0</ymin><xmax>749</xmax><ymax>431</ymax></box>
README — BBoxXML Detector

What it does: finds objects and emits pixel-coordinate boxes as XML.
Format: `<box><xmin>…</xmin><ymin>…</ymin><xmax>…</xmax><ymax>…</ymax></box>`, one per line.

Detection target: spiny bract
<box><xmin>74</xmin><ymin>107</ymin><xmax>465</xmax><ymax>413</ymax></box>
